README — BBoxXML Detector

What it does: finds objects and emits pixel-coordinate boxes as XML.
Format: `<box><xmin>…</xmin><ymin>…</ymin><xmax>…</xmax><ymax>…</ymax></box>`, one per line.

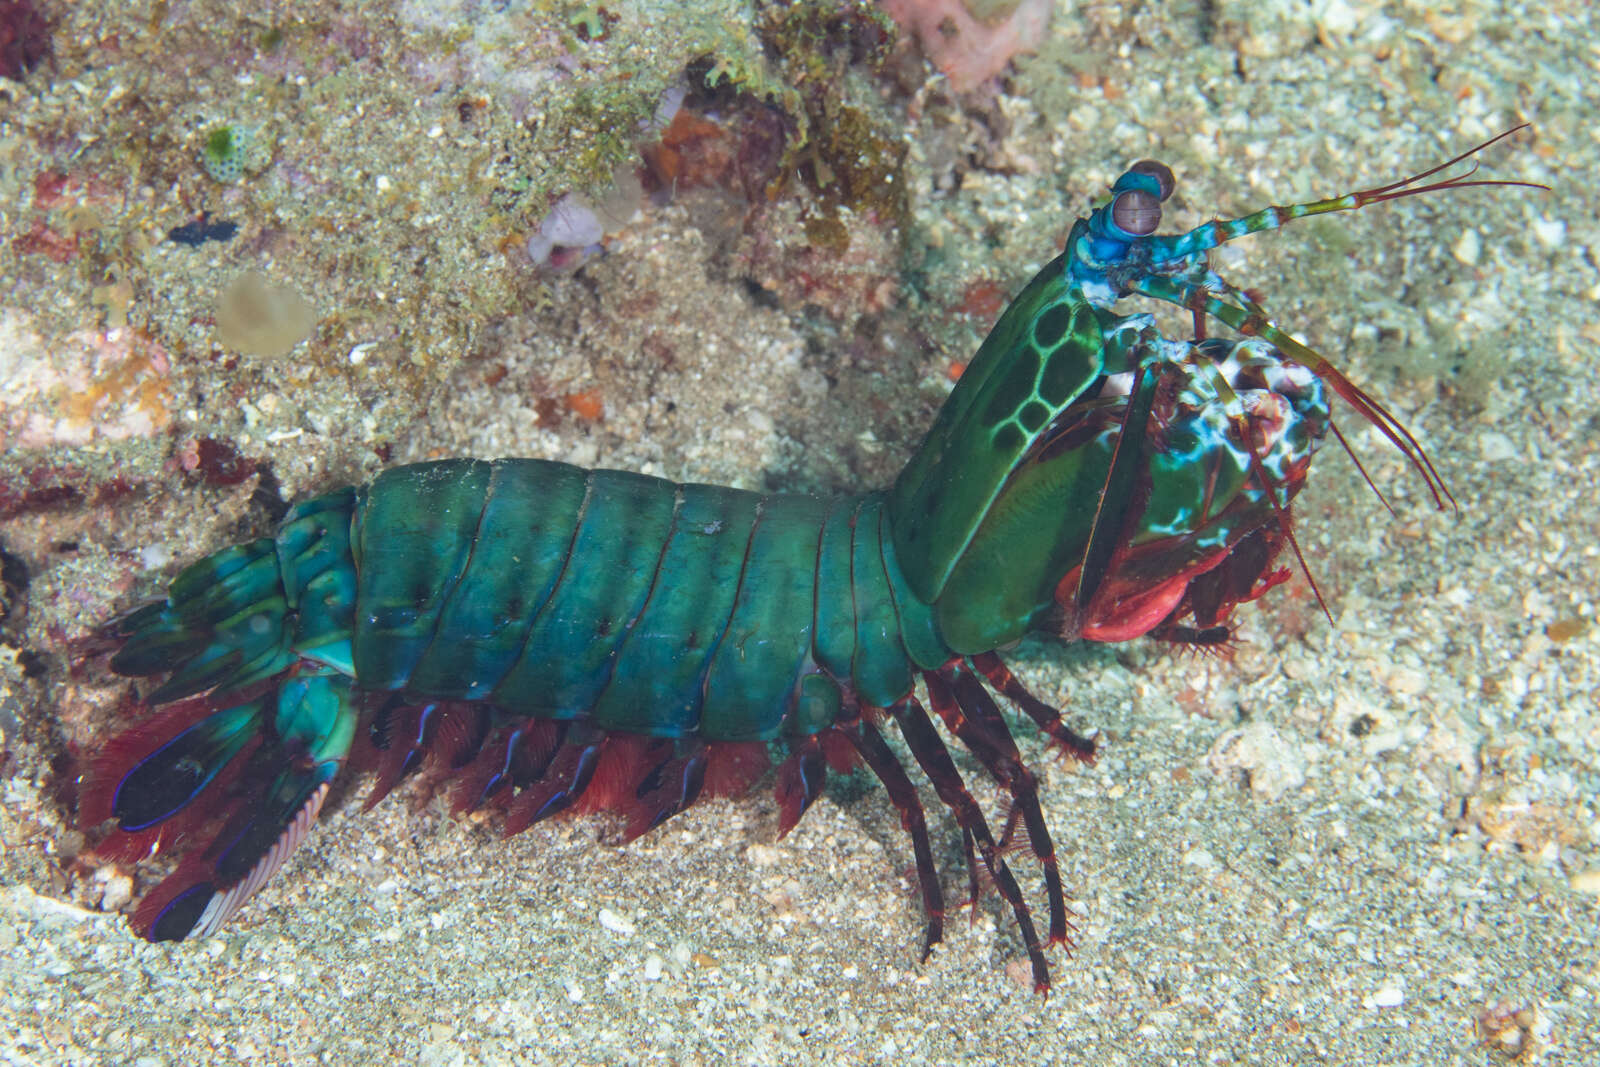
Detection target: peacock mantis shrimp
<box><xmin>78</xmin><ymin>127</ymin><xmax>1538</xmax><ymax>992</ymax></box>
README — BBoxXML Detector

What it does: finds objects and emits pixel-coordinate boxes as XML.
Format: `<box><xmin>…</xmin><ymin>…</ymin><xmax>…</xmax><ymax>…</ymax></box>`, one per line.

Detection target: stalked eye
<box><xmin>1111</xmin><ymin>189</ymin><xmax>1162</xmax><ymax>236</ymax></box>
<box><xmin>1128</xmin><ymin>159</ymin><xmax>1175</xmax><ymax>201</ymax></box>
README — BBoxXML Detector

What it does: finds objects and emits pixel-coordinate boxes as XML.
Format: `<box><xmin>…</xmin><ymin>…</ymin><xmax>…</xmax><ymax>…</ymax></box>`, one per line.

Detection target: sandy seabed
<box><xmin>2</xmin><ymin>1</ymin><xmax>1596</xmax><ymax>1064</ymax></box>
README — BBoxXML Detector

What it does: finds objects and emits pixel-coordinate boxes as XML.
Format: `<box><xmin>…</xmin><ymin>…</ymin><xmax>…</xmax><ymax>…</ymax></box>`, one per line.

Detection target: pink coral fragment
<box><xmin>879</xmin><ymin>0</ymin><xmax>1055</xmax><ymax>92</ymax></box>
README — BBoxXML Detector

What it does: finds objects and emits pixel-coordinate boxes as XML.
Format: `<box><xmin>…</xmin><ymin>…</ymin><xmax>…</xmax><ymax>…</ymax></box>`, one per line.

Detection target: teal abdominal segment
<box><xmin>592</xmin><ymin>483</ymin><xmax>762</xmax><ymax>737</ymax></box>
<box><xmin>338</xmin><ymin>460</ymin><xmax>952</xmax><ymax>742</ymax></box>
<box><xmin>698</xmin><ymin>492</ymin><xmax>831</xmax><ymax>740</ymax></box>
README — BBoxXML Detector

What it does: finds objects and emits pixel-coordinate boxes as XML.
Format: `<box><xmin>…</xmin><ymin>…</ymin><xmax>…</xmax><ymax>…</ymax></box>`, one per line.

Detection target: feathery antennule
<box><xmin>1165</xmin><ymin>124</ymin><xmax>1547</xmax><ymax>259</ymax></box>
<box><xmin>1341</xmin><ymin>124</ymin><xmax>1547</xmax><ymax>205</ymax></box>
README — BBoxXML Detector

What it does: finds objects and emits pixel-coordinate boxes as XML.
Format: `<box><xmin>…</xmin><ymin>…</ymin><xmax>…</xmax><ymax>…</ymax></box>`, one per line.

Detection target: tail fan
<box><xmin>84</xmin><ymin>491</ymin><xmax>362</xmax><ymax>941</ymax></box>
<box><xmin>79</xmin><ymin>688</ymin><xmax>273</xmax><ymax>864</ymax></box>
<box><xmin>130</xmin><ymin>761</ymin><xmax>336</xmax><ymax>941</ymax></box>
<box><xmin>82</xmin><ymin>669</ymin><xmax>358</xmax><ymax>941</ymax></box>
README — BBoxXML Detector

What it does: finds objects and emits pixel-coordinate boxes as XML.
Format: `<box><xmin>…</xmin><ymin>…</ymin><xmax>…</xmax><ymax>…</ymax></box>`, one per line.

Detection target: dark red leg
<box><xmin>775</xmin><ymin>732</ymin><xmax>828</xmax><ymax>838</ymax></box>
<box><xmin>449</xmin><ymin>725</ymin><xmax>531</xmax><ymax>815</ymax></box>
<box><xmin>429</xmin><ymin>702</ymin><xmax>492</xmax><ymax>771</ymax></box>
<box><xmin>846</xmin><ymin>719</ymin><xmax>945</xmax><ymax>963</ymax></box>
<box><xmin>930</xmin><ymin>667</ymin><xmax>1072</xmax><ymax>953</ymax></box>
<box><xmin>502</xmin><ymin>723</ymin><xmax>604</xmax><ymax>836</ymax></box>
<box><xmin>891</xmin><ymin>695</ymin><xmax>1050</xmax><ymax>993</ymax></box>
<box><xmin>362</xmin><ymin>698</ymin><xmax>434</xmax><ymax>810</ymax></box>
<box><xmin>1146</xmin><ymin>621</ymin><xmax>1234</xmax><ymax>650</ymax></box>
<box><xmin>969</xmin><ymin>652</ymin><xmax>1098</xmax><ymax>763</ymax></box>
<box><xmin>621</xmin><ymin>739</ymin><xmax>708</xmax><ymax>841</ymax></box>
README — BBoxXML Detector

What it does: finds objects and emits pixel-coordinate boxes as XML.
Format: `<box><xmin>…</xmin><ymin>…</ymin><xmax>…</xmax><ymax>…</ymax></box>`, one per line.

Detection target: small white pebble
<box><xmin>1479</xmin><ymin>431</ymin><xmax>1517</xmax><ymax>462</ymax></box>
<box><xmin>598</xmin><ymin>907</ymin><xmax>635</xmax><ymax>936</ymax></box>
<box><xmin>98</xmin><ymin>872</ymin><xmax>134</xmax><ymax>912</ymax></box>
<box><xmin>1367</xmin><ymin>986</ymin><xmax>1405</xmax><ymax>1008</ymax></box>
<box><xmin>375</xmin><ymin>174</ymin><xmax>392</xmax><ymax>192</ymax></box>
<box><xmin>1316</xmin><ymin>0</ymin><xmax>1360</xmax><ymax>35</ymax></box>
<box><xmin>1531</xmin><ymin>215</ymin><xmax>1565</xmax><ymax>250</ymax></box>
<box><xmin>746</xmin><ymin>844</ymin><xmax>782</xmax><ymax>866</ymax></box>
<box><xmin>1383</xmin><ymin>665</ymin><xmax>1427</xmax><ymax>696</ymax></box>
<box><xmin>1451</xmin><ymin>228</ymin><xmax>1481</xmax><ymax>266</ymax></box>
<box><xmin>643</xmin><ymin>954</ymin><xmax>664</xmax><ymax>981</ymax></box>
<box><xmin>565</xmin><ymin>980</ymin><xmax>584</xmax><ymax>1003</ymax></box>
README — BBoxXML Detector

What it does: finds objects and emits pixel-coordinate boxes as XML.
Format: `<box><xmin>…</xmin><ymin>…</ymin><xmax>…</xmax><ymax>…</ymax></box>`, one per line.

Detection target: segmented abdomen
<box><xmin>313</xmin><ymin>459</ymin><xmax>947</xmax><ymax>741</ymax></box>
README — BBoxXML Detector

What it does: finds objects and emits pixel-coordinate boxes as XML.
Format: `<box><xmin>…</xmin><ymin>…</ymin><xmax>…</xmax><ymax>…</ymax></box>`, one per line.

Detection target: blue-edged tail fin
<box><xmin>82</xmin><ymin>671</ymin><xmax>358</xmax><ymax>941</ymax></box>
<box><xmin>82</xmin><ymin>487</ymin><xmax>363</xmax><ymax>940</ymax></box>
<box><xmin>131</xmin><ymin>728</ymin><xmax>344</xmax><ymax>941</ymax></box>
<box><xmin>79</xmin><ymin>686</ymin><xmax>274</xmax><ymax>864</ymax></box>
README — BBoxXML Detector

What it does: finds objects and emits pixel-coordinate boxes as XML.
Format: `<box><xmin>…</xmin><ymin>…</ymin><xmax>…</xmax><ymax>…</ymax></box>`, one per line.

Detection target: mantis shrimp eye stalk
<box><xmin>1111</xmin><ymin>189</ymin><xmax>1162</xmax><ymax>237</ymax></box>
<box><xmin>1058</xmin><ymin>126</ymin><xmax>1548</xmax><ymax>623</ymax></box>
<box><xmin>1074</xmin><ymin>125</ymin><xmax>1548</xmax><ymax>515</ymax></box>
<box><xmin>1109</xmin><ymin>160</ymin><xmax>1175</xmax><ymax>237</ymax></box>
<box><xmin>1128</xmin><ymin>159</ymin><xmax>1175</xmax><ymax>201</ymax></box>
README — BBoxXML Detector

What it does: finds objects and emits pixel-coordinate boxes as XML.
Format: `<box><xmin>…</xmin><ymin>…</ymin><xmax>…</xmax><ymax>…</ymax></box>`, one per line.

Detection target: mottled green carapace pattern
<box><xmin>889</xmin><ymin>256</ymin><xmax>1117</xmax><ymax>605</ymax></box>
